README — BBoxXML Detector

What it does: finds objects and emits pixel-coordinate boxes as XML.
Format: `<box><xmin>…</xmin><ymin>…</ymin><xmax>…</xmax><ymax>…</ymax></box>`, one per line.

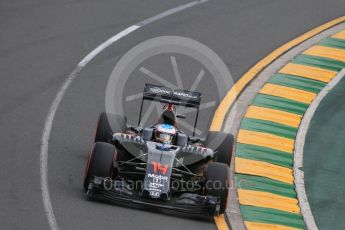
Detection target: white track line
<box><xmin>39</xmin><ymin>1</ymin><xmax>209</xmax><ymax>230</ymax></box>
<box><xmin>294</xmin><ymin>68</ymin><xmax>345</xmax><ymax>230</ymax></box>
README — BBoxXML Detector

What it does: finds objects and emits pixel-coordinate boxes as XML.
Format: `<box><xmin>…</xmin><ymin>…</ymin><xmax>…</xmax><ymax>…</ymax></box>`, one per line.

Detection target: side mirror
<box><xmin>176</xmin><ymin>114</ymin><xmax>186</xmax><ymax>119</ymax></box>
<box><xmin>188</xmin><ymin>136</ymin><xmax>201</xmax><ymax>144</ymax></box>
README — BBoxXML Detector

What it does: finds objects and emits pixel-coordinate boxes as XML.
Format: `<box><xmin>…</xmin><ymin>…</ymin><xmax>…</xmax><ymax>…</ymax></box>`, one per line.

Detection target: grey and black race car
<box><xmin>83</xmin><ymin>84</ymin><xmax>234</xmax><ymax>216</ymax></box>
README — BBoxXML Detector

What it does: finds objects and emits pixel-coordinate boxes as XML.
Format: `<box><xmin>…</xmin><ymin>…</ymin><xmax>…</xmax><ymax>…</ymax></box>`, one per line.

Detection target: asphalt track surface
<box><xmin>1</xmin><ymin>1</ymin><xmax>345</xmax><ymax>229</ymax></box>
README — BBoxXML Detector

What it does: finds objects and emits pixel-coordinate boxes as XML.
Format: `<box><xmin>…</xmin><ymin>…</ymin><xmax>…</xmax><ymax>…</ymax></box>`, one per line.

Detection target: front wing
<box><xmin>86</xmin><ymin>176</ymin><xmax>221</xmax><ymax>216</ymax></box>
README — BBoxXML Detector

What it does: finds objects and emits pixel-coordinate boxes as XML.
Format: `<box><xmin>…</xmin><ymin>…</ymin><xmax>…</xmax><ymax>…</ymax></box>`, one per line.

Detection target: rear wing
<box><xmin>143</xmin><ymin>84</ymin><xmax>201</xmax><ymax>108</ymax></box>
<box><xmin>138</xmin><ymin>84</ymin><xmax>202</xmax><ymax>136</ymax></box>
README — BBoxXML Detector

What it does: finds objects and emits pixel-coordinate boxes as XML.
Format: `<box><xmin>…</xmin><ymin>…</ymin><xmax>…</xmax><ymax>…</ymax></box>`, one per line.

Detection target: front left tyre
<box><xmin>83</xmin><ymin>142</ymin><xmax>116</xmax><ymax>191</ymax></box>
<box><xmin>204</xmin><ymin>162</ymin><xmax>230</xmax><ymax>215</ymax></box>
<box><xmin>206</xmin><ymin>131</ymin><xmax>234</xmax><ymax>166</ymax></box>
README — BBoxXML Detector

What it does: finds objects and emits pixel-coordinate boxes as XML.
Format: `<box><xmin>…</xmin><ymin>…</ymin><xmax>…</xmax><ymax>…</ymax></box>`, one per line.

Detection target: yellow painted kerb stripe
<box><xmin>245</xmin><ymin>105</ymin><xmax>302</xmax><ymax>128</ymax></box>
<box><xmin>235</xmin><ymin>158</ymin><xmax>294</xmax><ymax>184</ymax></box>
<box><xmin>260</xmin><ymin>83</ymin><xmax>317</xmax><ymax>104</ymax></box>
<box><xmin>214</xmin><ymin>215</ymin><xmax>229</xmax><ymax>230</ymax></box>
<box><xmin>303</xmin><ymin>45</ymin><xmax>345</xmax><ymax>62</ymax></box>
<box><xmin>238</xmin><ymin>189</ymin><xmax>300</xmax><ymax>213</ymax></box>
<box><xmin>210</xmin><ymin>15</ymin><xmax>345</xmax><ymax>131</ymax></box>
<box><xmin>332</xmin><ymin>29</ymin><xmax>345</xmax><ymax>40</ymax></box>
<box><xmin>237</xmin><ymin>129</ymin><xmax>295</xmax><ymax>153</ymax></box>
<box><xmin>279</xmin><ymin>63</ymin><xmax>337</xmax><ymax>83</ymax></box>
<box><xmin>245</xmin><ymin>221</ymin><xmax>300</xmax><ymax>230</ymax></box>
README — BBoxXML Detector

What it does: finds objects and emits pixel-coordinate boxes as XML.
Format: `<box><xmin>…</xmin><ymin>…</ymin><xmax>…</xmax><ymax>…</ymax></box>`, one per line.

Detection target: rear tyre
<box><xmin>206</xmin><ymin>131</ymin><xmax>234</xmax><ymax>166</ymax></box>
<box><xmin>204</xmin><ymin>162</ymin><xmax>230</xmax><ymax>215</ymax></box>
<box><xmin>94</xmin><ymin>112</ymin><xmax>127</xmax><ymax>143</ymax></box>
<box><xmin>83</xmin><ymin>142</ymin><xmax>115</xmax><ymax>191</ymax></box>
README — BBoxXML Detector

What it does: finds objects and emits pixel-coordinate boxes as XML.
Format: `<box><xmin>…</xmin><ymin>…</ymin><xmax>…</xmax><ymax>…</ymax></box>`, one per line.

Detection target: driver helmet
<box><xmin>155</xmin><ymin>124</ymin><xmax>176</xmax><ymax>144</ymax></box>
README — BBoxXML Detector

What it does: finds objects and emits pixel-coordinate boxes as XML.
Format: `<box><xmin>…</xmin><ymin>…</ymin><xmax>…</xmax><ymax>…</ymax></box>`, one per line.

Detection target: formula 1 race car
<box><xmin>83</xmin><ymin>84</ymin><xmax>234</xmax><ymax>216</ymax></box>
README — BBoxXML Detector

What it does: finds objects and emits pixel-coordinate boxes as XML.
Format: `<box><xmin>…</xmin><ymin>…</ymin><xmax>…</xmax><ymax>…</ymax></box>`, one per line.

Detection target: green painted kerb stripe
<box><xmin>292</xmin><ymin>54</ymin><xmax>345</xmax><ymax>72</ymax></box>
<box><xmin>240</xmin><ymin>205</ymin><xmax>306</xmax><ymax>229</ymax></box>
<box><xmin>236</xmin><ymin>143</ymin><xmax>293</xmax><ymax>168</ymax></box>
<box><xmin>268</xmin><ymin>73</ymin><xmax>326</xmax><ymax>93</ymax></box>
<box><xmin>236</xmin><ymin>174</ymin><xmax>297</xmax><ymax>198</ymax></box>
<box><xmin>240</xmin><ymin>117</ymin><xmax>297</xmax><ymax>139</ymax></box>
<box><xmin>252</xmin><ymin>94</ymin><xmax>309</xmax><ymax>115</ymax></box>
<box><xmin>319</xmin><ymin>37</ymin><xmax>345</xmax><ymax>50</ymax></box>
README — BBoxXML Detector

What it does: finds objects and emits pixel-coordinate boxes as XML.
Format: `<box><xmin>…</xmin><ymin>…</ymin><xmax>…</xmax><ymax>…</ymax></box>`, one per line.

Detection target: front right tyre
<box><xmin>94</xmin><ymin>112</ymin><xmax>127</xmax><ymax>143</ymax></box>
<box><xmin>83</xmin><ymin>142</ymin><xmax>116</xmax><ymax>191</ymax></box>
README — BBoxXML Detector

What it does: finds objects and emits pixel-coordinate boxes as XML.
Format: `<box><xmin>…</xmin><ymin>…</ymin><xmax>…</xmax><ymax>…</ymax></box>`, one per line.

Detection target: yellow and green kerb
<box><xmin>235</xmin><ymin>30</ymin><xmax>345</xmax><ymax>230</ymax></box>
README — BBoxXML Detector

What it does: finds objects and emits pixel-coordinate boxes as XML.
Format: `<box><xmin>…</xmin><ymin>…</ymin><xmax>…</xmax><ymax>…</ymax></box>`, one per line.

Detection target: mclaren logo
<box><xmin>148</xmin><ymin>173</ymin><xmax>168</xmax><ymax>181</ymax></box>
<box><xmin>150</xmin><ymin>87</ymin><xmax>170</xmax><ymax>95</ymax></box>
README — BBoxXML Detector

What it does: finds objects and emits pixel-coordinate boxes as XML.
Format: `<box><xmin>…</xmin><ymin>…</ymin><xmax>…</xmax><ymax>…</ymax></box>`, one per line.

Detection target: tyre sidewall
<box><xmin>83</xmin><ymin>142</ymin><xmax>115</xmax><ymax>191</ymax></box>
<box><xmin>94</xmin><ymin>112</ymin><xmax>126</xmax><ymax>143</ymax></box>
<box><xmin>206</xmin><ymin>131</ymin><xmax>234</xmax><ymax>166</ymax></box>
<box><xmin>204</xmin><ymin>162</ymin><xmax>230</xmax><ymax>214</ymax></box>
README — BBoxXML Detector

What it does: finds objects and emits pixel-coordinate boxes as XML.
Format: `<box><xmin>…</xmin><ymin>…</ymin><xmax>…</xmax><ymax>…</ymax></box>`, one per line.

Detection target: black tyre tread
<box><xmin>83</xmin><ymin>142</ymin><xmax>115</xmax><ymax>191</ymax></box>
<box><xmin>206</xmin><ymin>131</ymin><xmax>234</xmax><ymax>166</ymax></box>
<box><xmin>94</xmin><ymin>112</ymin><xmax>126</xmax><ymax>143</ymax></box>
<box><xmin>205</xmin><ymin>162</ymin><xmax>230</xmax><ymax>214</ymax></box>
